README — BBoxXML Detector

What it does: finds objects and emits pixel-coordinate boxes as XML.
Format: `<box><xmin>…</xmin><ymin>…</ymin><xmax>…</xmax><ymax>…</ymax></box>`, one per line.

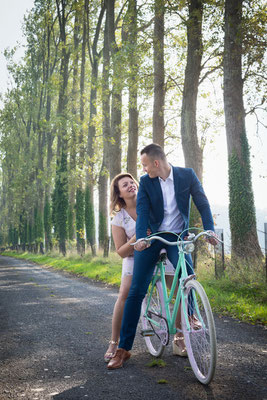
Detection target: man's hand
<box><xmin>134</xmin><ymin>240</ymin><xmax>151</xmax><ymax>252</ymax></box>
<box><xmin>205</xmin><ymin>230</ymin><xmax>220</xmax><ymax>246</ymax></box>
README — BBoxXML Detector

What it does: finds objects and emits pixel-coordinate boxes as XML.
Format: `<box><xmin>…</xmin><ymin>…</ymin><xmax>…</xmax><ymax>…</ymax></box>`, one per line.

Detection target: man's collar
<box><xmin>159</xmin><ymin>165</ymin><xmax>173</xmax><ymax>182</ymax></box>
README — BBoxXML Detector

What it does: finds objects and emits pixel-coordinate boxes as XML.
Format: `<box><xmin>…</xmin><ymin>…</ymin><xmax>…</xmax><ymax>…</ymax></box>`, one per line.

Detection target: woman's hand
<box><xmin>134</xmin><ymin>240</ymin><xmax>151</xmax><ymax>252</ymax></box>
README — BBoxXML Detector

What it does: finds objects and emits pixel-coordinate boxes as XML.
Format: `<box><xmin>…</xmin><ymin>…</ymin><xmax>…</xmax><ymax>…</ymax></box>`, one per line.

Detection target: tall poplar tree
<box><xmin>54</xmin><ymin>0</ymin><xmax>71</xmax><ymax>256</ymax></box>
<box><xmin>126</xmin><ymin>0</ymin><xmax>139</xmax><ymax>178</ymax></box>
<box><xmin>107</xmin><ymin>0</ymin><xmax>123</xmax><ymax>179</ymax></box>
<box><xmin>223</xmin><ymin>0</ymin><xmax>262</xmax><ymax>260</ymax></box>
<box><xmin>153</xmin><ymin>0</ymin><xmax>165</xmax><ymax>148</ymax></box>
<box><xmin>85</xmin><ymin>2</ymin><xmax>104</xmax><ymax>255</ymax></box>
<box><xmin>181</xmin><ymin>0</ymin><xmax>204</xmax><ymax>182</ymax></box>
<box><xmin>99</xmin><ymin>6</ymin><xmax>110</xmax><ymax>256</ymax></box>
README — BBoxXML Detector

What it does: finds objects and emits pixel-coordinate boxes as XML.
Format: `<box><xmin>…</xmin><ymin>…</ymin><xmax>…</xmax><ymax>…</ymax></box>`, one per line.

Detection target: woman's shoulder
<box><xmin>111</xmin><ymin>209</ymin><xmax>124</xmax><ymax>227</ymax></box>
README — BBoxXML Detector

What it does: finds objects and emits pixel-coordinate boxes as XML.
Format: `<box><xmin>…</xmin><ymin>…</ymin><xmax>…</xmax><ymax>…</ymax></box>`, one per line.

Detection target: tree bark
<box><xmin>55</xmin><ymin>0</ymin><xmax>71</xmax><ymax>256</ymax></box>
<box><xmin>99</xmin><ymin>8</ymin><xmax>110</xmax><ymax>256</ymax></box>
<box><xmin>223</xmin><ymin>0</ymin><xmax>262</xmax><ymax>260</ymax></box>
<box><xmin>70</xmin><ymin>6</ymin><xmax>80</xmax><ymax>243</ymax></box>
<box><xmin>153</xmin><ymin>0</ymin><xmax>165</xmax><ymax>149</ymax></box>
<box><xmin>180</xmin><ymin>0</ymin><xmax>203</xmax><ymax>182</ymax></box>
<box><xmin>126</xmin><ymin>0</ymin><xmax>138</xmax><ymax>179</ymax></box>
<box><xmin>107</xmin><ymin>0</ymin><xmax>122</xmax><ymax>180</ymax></box>
<box><xmin>85</xmin><ymin>2</ymin><xmax>104</xmax><ymax>254</ymax></box>
<box><xmin>75</xmin><ymin>3</ymin><xmax>86</xmax><ymax>256</ymax></box>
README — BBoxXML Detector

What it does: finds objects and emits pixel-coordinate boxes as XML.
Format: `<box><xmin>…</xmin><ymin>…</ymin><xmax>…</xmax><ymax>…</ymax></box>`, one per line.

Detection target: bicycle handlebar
<box><xmin>131</xmin><ymin>230</ymin><xmax>223</xmax><ymax>246</ymax></box>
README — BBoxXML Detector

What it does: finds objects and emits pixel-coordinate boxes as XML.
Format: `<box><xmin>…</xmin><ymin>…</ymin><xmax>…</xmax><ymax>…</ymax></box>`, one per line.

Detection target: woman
<box><xmin>104</xmin><ymin>173</ymin><xmax>186</xmax><ymax>362</ymax></box>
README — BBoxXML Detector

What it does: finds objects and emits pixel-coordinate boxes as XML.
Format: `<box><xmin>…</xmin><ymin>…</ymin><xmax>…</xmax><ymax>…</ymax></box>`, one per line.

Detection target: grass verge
<box><xmin>1</xmin><ymin>250</ymin><xmax>266</xmax><ymax>326</ymax></box>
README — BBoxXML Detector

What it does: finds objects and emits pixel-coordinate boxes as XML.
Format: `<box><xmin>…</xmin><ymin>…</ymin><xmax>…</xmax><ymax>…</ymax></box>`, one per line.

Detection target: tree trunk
<box><xmin>36</xmin><ymin>88</ymin><xmax>45</xmax><ymax>253</ymax></box>
<box><xmin>70</xmin><ymin>7</ymin><xmax>80</xmax><ymax>243</ymax></box>
<box><xmin>99</xmin><ymin>9</ymin><xmax>110</xmax><ymax>257</ymax></box>
<box><xmin>153</xmin><ymin>0</ymin><xmax>165</xmax><ymax>148</ymax></box>
<box><xmin>75</xmin><ymin>4</ymin><xmax>85</xmax><ymax>256</ymax></box>
<box><xmin>45</xmin><ymin>94</ymin><xmax>53</xmax><ymax>252</ymax></box>
<box><xmin>107</xmin><ymin>0</ymin><xmax>122</xmax><ymax>180</ymax></box>
<box><xmin>55</xmin><ymin>0</ymin><xmax>71</xmax><ymax>256</ymax></box>
<box><xmin>126</xmin><ymin>0</ymin><xmax>138</xmax><ymax>179</ymax></box>
<box><xmin>85</xmin><ymin>184</ymin><xmax>96</xmax><ymax>256</ymax></box>
<box><xmin>223</xmin><ymin>0</ymin><xmax>262</xmax><ymax>261</ymax></box>
<box><xmin>181</xmin><ymin>0</ymin><xmax>203</xmax><ymax>182</ymax></box>
<box><xmin>85</xmin><ymin>2</ymin><xmax>104</xmax><ymax>254</ymax></box>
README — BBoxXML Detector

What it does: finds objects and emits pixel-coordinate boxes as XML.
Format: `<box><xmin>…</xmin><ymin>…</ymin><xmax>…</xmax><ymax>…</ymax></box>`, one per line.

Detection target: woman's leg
<box><xmin>104</xmin><ymin>275</ymin><xmax>132</xmax><ymax>361</ymax></box>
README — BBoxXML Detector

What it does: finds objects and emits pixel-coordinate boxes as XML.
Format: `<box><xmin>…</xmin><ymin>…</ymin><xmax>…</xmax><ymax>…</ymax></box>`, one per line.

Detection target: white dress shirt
<box><xmin>158</xmin><ymin>166</ymin><xmax>184</xmax><ymax>233</ymax></box>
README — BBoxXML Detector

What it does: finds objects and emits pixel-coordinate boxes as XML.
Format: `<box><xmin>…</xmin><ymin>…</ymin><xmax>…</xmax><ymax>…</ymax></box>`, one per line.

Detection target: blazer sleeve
<box><xmin>135</xmin><ymin>177</ymin><xmax>151</xmax><ymax>239</ymax></box>
<box><xmin>190</xmin><ymin>169</ymin><xmax>215</xmax><ymax>231</ymax></box>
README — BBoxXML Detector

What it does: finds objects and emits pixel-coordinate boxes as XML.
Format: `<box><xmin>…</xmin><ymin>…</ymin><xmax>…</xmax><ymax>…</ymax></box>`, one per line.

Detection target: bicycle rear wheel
<box><xmin>141</xmin><ymin>281</ymin><xmax>167</xmax><ymax>357</ymax></box>
<box><xmin>182</xmin><ymin>280</ymin><xmax>217</xmax><ymax>385</ymax></box>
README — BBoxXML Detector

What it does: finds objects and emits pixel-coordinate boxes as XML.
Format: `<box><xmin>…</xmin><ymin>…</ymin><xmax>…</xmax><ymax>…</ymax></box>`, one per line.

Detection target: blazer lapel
<box><xmin>173</xmin><ymin>167</ymin><xmax>184</xmax><ymax>212</ymax></box>
<box><xmin>172</xmin><ymin>167</ymin><xmax>181</xmax><ymax>197</ymax></box>
<box><xmin>152</xmin><ymin>177</ymin><xmax>164</xmax><ymax>209</ymax></box>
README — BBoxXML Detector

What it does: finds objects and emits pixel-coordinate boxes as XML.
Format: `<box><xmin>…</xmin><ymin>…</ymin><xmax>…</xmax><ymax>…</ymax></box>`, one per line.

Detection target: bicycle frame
<box><xmin>143</xmin><ymin>240</ymin><xmax>193</xmax><ymax>336</ymax></box>
<box><xmin>139</xmin><ymin>229</ymin><xmax>220</xmax><ymax>384</ymax></box>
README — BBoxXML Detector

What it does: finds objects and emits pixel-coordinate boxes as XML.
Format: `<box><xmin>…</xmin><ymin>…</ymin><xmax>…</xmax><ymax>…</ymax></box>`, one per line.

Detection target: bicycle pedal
<box><xmin>140</xmin><ymin>329</ymin><xmax>155</xmax><ymax>337</ymax></box>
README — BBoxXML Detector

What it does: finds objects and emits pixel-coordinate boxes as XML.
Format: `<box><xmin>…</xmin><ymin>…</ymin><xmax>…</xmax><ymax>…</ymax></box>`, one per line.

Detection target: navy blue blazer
<box><xmin>135</xmin><ymin>166</ymin><xmax>215</xmax><ymax>239</ymax></box>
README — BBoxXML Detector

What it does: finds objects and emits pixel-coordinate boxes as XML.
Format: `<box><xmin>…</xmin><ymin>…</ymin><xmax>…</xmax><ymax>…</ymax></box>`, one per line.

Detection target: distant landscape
<box><xmin>212</xmin><ymin>205</ymin><xmax>267</xmax><ymax>254</ymax></box>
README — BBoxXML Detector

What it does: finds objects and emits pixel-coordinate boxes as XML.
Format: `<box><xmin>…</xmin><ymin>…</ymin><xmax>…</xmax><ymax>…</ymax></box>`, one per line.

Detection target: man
<box><xmin>108</xmin><ymin>143</ymin><xmax>218</xmax><ymax>369</ymax></box>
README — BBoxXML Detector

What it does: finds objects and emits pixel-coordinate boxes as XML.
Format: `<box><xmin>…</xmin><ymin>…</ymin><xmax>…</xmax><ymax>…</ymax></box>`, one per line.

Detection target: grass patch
<box><xmin>1</xmin><ymin>250</ymin><xmax>122</xmax><ymax>287</ymax></box>
<box><xmin>1</xmin><ymin>249</ymin><xmax>266</xmax><ymax>325</ymax></box>
<box><xmin>146</xmin><ymin>359</ymin><xmax>166</xmax><ymax>368</ymax></box>
<box><xmin>157</xmin><ymin>379</ymin><xmax>168</xmax><ymax>384</ymax></box>
<box><xmin>199</xmin><ymin>276</ymin><xmax>267</xmax><ymax>325</ymax></box>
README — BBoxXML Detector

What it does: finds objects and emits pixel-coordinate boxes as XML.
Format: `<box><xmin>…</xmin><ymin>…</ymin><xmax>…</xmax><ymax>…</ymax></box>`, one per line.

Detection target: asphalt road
<box><xmin>0</xmin><ymin>255</ymin><xmax>266</xmax><ymax>400</ymax></box>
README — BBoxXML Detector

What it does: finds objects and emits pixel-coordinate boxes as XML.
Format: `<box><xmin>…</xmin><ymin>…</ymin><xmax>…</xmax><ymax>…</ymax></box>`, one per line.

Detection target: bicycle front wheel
<box><xmin>141</xmin><ymin>281</ymin><xmax>166</xmax><ymax>357</ymax></box>
<box><xmin>182</xmin><ymin>280</ymin><xmax>217</xmax><ymax>385</ymax></box>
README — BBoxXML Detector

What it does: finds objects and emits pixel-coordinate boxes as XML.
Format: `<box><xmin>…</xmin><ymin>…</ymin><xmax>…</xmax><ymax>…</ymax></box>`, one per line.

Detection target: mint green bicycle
<box><xmin>136</xmin><ymin>230</ymin><xmax>220</xmax><ymax>385</ymax></box>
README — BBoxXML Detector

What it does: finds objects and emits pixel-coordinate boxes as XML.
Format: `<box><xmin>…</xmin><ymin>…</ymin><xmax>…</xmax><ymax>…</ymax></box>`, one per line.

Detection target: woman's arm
<box><xmin>112</xmin><ymin>225</ymin><xmax>136</xmax><ymax>258</ymax></box>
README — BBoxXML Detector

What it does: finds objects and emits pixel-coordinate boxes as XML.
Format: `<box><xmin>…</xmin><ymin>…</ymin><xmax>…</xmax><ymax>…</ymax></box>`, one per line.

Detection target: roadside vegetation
<box><xmin>1</xmin><ymin>250</ymin><xmax>266</xmax><ymax>326</ymax></box>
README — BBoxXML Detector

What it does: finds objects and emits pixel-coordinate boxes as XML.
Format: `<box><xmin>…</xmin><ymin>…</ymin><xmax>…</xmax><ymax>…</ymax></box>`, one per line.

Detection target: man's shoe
<box><xmin>107</xmin><ymin>348</ymin><xmax>131</xmax><ymax>370</ymax></box>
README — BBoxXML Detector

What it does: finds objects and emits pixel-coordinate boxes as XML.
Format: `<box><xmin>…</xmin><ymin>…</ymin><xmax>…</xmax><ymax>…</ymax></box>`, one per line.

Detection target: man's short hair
<box><xmin>140</xmin><ymin>143</ymin><xmax>166</xmax><ymax>161</ymax></box>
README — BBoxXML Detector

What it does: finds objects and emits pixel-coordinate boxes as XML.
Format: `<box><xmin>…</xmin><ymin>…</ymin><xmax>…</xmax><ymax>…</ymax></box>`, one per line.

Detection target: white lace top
<box><xmin>111</xmin><ymin>208</ymin><xmax>175</xmax><ymax>277</ymax></box>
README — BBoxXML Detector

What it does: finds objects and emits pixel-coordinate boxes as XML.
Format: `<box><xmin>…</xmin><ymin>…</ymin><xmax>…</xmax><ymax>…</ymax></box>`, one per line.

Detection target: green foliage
<box><xmin>44</xmin><ymin>195</ymin><xmax>52</xmax><ymax>248</ymax></box>
<box><xmin>0</xmin><ymin>0</ymin><xmax>265</xmax><ymax>262</ymax></box>
<box><xmin>85</xmin><ymin>185</ymin><xmax>95</xmax><ymax>247</ymax></box>
<box><xmin>55</xmin><ymin>152</ymin><xmax>69</xmax><ymax>256</ymax></box>
<box><xmin>76</xmin><ymin>187</ymin><xmax>85</xmax><ymax>254</ymax></box>
<box><xmin>51</xmin><ymin>187</ymin><xmax>58</xmax><ymax>238</ymax></box>
<box><xmin>34</xmin><ymin>207</ymin><xmax>44</xmax><ymax>243</ymax></box>
<box><xmin>19</xmin><ymin>214</ymin><xmax>28</xmax><ymax>247</ymax></box>
<box><xmin>67</xmin><ymin>204</ymin><xmax>75</xmax><ymax>240</ymax></box>
<box><xmin>98</xmin><ymin>211</ymin><xmax>107</xmax><ymax>248</ymax></box>
<box><xmin>0</xmin><ymin>231</ymin><xmax>3</xmax><ymax>246</ymax></box>
<box><xmin>8</xmin><ymin>226</ymin><xmax>18</xmax><ymax>247</ymax></box>
<box><xmin>27</xmin><ymin>222</ymin><xmax>33</xmax><ymax>245</ymax></box>
<box><xmin>228</xmin><ymin>132</ymin><xmax>257</xmax><ymax>256</ymax></box>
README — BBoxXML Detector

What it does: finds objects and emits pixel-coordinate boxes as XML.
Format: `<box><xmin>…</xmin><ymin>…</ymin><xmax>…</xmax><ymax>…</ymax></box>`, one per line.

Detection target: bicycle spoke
<box><xmin>141</xmin><ymin>282</ymin><xmax>166</xmax><ymax>357</ymax></box>
<box><xmin>182</xmin><ymin>280</ymin><xmax>217</xmax><ymax>385</ymax></box>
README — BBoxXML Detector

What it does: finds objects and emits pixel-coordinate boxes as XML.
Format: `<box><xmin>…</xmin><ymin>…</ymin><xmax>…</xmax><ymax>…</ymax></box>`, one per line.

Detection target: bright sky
<box><xmin>0</xmin><ymin>0</ymin><xmax>266</xmax><ymax>248</ymax></box>
<box><xmin>0</xmin><ymin>0</ymin><xmax>34</xmax><ymax>94</ymax></box>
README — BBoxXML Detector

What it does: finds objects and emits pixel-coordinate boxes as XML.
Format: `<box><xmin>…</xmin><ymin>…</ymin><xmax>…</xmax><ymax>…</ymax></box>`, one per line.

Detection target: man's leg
<box><xmin>118</xmin><ymin>240</ymin><xmax>163</xmax><ymax>351</ymax></box>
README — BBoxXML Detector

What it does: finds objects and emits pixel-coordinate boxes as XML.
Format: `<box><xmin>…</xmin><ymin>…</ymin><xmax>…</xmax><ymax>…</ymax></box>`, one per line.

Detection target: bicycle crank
<box><xmin>147</xmin><ymin>311</ymin><xmax>169</xmax><ymax>346</ymax></box>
